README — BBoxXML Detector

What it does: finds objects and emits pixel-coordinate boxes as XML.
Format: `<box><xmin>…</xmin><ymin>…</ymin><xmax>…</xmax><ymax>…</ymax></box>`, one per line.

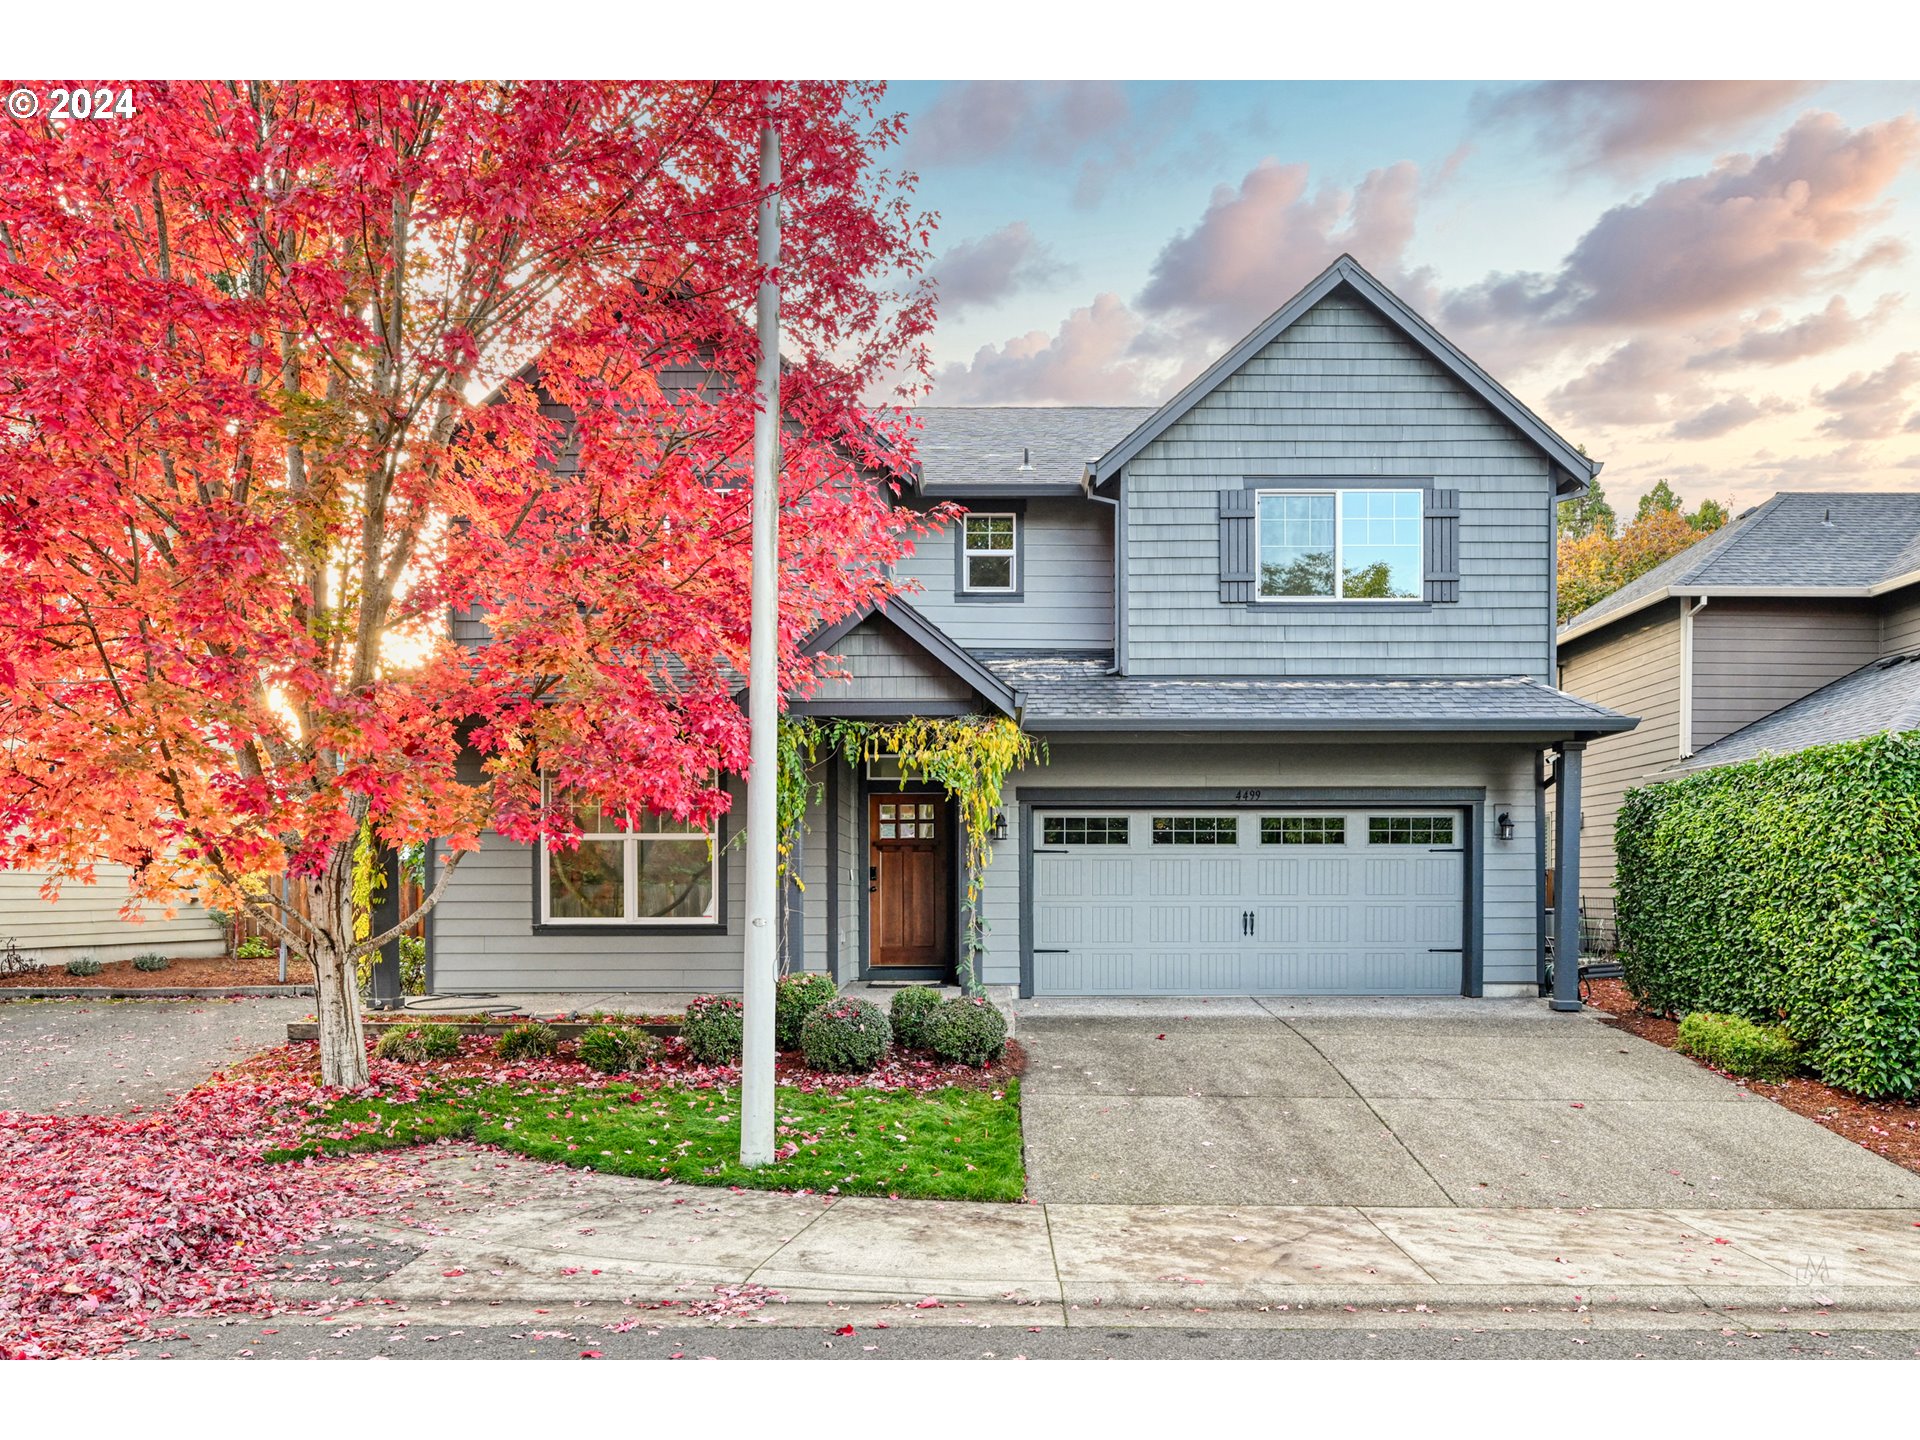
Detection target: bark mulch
<box><xmin>1585</xmin><ymin>976</ymin><xmax>1920</xmax><ymax>1180</ymax></box>
<box><xmin>0</xmin><ymin>952</ymin><xmax>293</xmax><ymax>990</ymax></box>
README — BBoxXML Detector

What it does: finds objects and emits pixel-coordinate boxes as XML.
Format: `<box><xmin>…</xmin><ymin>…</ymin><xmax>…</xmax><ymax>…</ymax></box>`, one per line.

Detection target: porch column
<box><xmin>1550</xmin><ymin>741</ymin><xmax>1585</xmax><ymax>1012</ymax></box>
<box><xmin>366</xmin><ymin>843</ymin><xmax>404</xmax><ymax>1011</ymax></box>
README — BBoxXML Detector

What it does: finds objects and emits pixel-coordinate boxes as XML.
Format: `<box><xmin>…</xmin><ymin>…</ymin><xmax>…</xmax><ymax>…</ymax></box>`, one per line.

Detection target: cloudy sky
<box><xmin>893</xmin><ymin>79</ymin><xmax>1920</xmax><ymax>513</ymax></box>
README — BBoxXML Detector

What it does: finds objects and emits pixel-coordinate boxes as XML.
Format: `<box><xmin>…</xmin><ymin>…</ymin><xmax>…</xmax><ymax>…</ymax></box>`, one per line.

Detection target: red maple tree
<box><xmin>0</xmin><ymin>81</ymin><xmax>936</xmax><ymax>1084</ymax></box>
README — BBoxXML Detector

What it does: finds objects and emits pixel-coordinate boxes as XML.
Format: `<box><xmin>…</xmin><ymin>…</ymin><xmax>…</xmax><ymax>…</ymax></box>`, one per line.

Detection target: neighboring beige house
<box><xmin>1553</xmin><ymin>491</ymin><xmax>1920</xmax><ymax>934</ymax></box>
<box><xmin>1</xmin><ymin>864</ymin><xmax>227</xmax><ymax>968</ymax></box>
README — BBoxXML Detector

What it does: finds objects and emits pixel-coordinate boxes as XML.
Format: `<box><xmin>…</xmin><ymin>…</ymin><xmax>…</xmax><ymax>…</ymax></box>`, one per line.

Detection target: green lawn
<box><xmin>268</xmin><ymin>1079</ymin><xmax>1025</xmax><ymax>1202</ymax></box>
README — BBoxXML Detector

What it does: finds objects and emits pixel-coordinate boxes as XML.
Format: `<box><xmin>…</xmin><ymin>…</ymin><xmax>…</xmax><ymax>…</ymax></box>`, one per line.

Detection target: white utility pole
<box><xmin>740</xmin><ymin>116</ymin><xmax>781</xmax><ymax>1167</ymax></box>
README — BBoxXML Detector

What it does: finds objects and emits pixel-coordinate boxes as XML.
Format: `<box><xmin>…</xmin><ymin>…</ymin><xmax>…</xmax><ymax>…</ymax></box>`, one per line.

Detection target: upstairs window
<box><xmin>1256</xmin><ymin>489</ymin><xmax>1422</xmax><ymax>600</ymax></box>
<box><xmin>962</xmin><ymin>513</ymin><xmax>1018</xmax><ymax>593</ymax></box>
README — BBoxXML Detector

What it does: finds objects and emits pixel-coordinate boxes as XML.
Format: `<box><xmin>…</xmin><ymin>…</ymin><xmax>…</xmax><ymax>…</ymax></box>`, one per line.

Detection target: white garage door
<box><xmin>1031</xmin><ymin>808</ymin><xmax>1465</xmax><ymax>996</ymax></box>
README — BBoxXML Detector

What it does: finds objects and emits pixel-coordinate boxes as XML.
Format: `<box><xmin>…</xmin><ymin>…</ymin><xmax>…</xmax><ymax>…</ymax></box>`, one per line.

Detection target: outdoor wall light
<box><xmin>1497</xmin><ymin>811</ymin><xmax>1516</xmax><ymax>842</ymax></box>
<box><xmin>992</xmin><ymin>810</ymin><xmax>1009</xmax><ymax>841</ymax></box>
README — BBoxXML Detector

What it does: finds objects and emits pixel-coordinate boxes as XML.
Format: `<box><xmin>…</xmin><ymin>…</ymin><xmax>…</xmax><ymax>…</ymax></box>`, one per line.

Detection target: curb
<box><xmin>1</xmin><ymin>985</ymin><xmax>315</xmax><ymax>1000</ymax></box>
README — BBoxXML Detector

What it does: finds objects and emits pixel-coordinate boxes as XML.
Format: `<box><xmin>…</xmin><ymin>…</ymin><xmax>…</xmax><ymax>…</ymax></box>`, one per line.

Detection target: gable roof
<box><xmin>1666</xmin><ymin>649</ymin><xmax>1920</xmax><ymax>774</ymax></box>
<box><xmin>905</xmin><ymin>407</ymin><xmax>1153</xmax><ymax>495</ymax></box>
<box><xmin>801</xmin><ymin>597</ymin><xmax>1021</xmax><ymax>717</ymax></box>
<box><xmin>1086</xmin><ymin>254</ymin><xmax>1598</xmax><ymax>495</ymax></box>
<box><xmin>1560</xmin><ymin>491</ymin><xmax>1920</xmax><ymax>645</ymax></box>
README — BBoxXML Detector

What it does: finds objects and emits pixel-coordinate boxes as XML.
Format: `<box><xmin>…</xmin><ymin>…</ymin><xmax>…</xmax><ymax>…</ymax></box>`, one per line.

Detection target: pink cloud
<box><xmin>1443</xmin><ymin>112</ymin><xmax>1919</xmax><ymax>336</ymax></box>
<box><xmin>1137</xmin><ymin>159</ymin><xmax>1422</xmax><ymax>342</ymax></box>
<box><xmin>930</xmin><ymin>293</ymin><xmax>1163</xmax><ymax>405</ymax></box>
<box><xmin>1478</xmin><ymin>80</ymin><xmax>1816</xmax><ymax>173</ymax></box>
<box><xmin>1669</xmin><ymin>394</ymin><xmax>1795</xmax><ymax>441</ymax></box>
<box><xmin>1815</xmin><ymin>351</ymin><xmax>1920</xmax><ymax>438</ymax></box>
<box><xmin>1687</xmin><ymin>294</ymin><xmax>1901</xmax><ymax>370</ymax></box>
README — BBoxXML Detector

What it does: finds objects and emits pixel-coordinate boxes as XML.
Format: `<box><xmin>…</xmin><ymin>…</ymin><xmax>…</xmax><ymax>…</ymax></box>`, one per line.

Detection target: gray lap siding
<box><xmin>1121</xmin><ymin>293</ymin><xmax>1556</xmax><ymax>680</ymax></box>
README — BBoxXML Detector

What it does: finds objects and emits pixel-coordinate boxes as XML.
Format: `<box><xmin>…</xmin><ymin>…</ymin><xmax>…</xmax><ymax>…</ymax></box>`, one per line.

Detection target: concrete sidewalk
<box><xmin>276</xmin><ymin>1149</ymin><xmax>1920</xmax><ymax>1330</ymax></box>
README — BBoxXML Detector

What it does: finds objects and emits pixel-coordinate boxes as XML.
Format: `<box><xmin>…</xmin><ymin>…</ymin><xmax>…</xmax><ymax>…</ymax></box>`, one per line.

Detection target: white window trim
<box><xmin>1253</xmin><ymin>487</ymin><xmax>1423</xmax><ymax>602</ymax></box>
<box><xmin>961</xmin><ymin>512</ymin><xmax>1019</xmax><ymax>593</ymax></box>
<box><xmin>538</xmin><ymin>782</ymin><xmax>719</xmax><ymax>927</ymax></box>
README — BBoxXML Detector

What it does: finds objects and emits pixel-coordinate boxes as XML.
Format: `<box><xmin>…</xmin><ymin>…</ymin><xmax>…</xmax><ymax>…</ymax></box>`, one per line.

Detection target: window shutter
<box><xmin>1219</xmin><ymin>489</ymin><xmax>1256</xmax><ymax>603</ymax></box>
<box><xmin>1424</xmin><ymin>488</ymin><xmax>1461</xmax><ymax>603</ymax></box>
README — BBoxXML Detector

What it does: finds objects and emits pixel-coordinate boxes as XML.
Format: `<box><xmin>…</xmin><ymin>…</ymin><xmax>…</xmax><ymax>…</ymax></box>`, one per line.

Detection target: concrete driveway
<box><xmin>1015</xmin><ymin>999</ymin><xmax>1920</xmax><ymax>1209</ymax></box>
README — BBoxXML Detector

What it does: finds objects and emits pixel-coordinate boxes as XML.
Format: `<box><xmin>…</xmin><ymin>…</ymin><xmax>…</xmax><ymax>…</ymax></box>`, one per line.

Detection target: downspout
<box><xmin>1084</xmin><ymin>465</ymin><xmax>1124</xmax><ymax>675</ymax></box>
<box><xmin>1677</xmin><ymin>595</ymin><xmax>1708</xmax><ymax>758</ymax></box>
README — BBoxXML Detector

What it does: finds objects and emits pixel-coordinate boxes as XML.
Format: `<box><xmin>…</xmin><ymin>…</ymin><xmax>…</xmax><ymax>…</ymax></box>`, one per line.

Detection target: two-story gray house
<box><xmin>423</xmin><ymin>256</ymin><xmax>1633</xmax><ymax>1003</ymax></box>
<box><xmin>1554</xmin><ymin>491</ymin><xmax>1920</xmax><ymax>929</ymax></box>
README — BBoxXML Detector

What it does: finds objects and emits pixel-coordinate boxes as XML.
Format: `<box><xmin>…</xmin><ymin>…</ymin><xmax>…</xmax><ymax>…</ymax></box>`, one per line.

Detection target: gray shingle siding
<box><xmin>808</xmin><ymin>615</ymin><xmax>973</xmax><ymax>708</ymax></box>
<box><xmin>1119</xmin><ymin>293</ymin><xmax>1557</xmax><ymax>679</ymax></box>
<box><xmin>892</xmin><ymin>497</ymin><xmax>1113</xmax><ymax>652</ymax></box>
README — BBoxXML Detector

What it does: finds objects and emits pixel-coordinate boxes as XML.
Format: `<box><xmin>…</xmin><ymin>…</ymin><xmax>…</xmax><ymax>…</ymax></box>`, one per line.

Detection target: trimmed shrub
<box><xmin>1676</xmin><ymin>1012</ymin><xmax>1801</xmax><ymax>1083</ymax></box>
<box><xmin>131</xmin><ymin>953</ymin><xmax>171</xmax><ymax>973</ymax></box>
<box><xmin>889</xmin><ymin>986</ymin><xmax>945</xmax><ymax>1051</ymax></box>
<box><xmin>65</xmin><ymin>957</ymin><xmax>104</xmax><ymax>978</ymax></box>
<box><xmin>235</xmin><ymin>936</ymin><xmax>273</xmax><ymax>961</ymax></box>
<box><xmin>680</xmin><ymin>995</ymin><xmax>745</xmax><ymax>1066</ymax></box>
<box><xmin>926</xmin><ymin>996</ymin><xmax>1008</xmax><ymax>1067</ymax></box>
<box><xmin>775</xmin><ymin>972</ymin><xmax>838</xmax><ymax>1051</ymax></box>
<box><xmin>374</xmin><ymin>1023</ymin><xmax>462</xmax><ymax>1064</ymax></box>
<box><xmin>1616</xmin><ymin>731</ymin><xmax>1920</xmax><ymax>1097</ymax></box>
<box><xmin>577</xmin><ymin>1025</ymin><xmax>661</xmax><ymax>1075</ymax></box>
<box><xmin>799</xmin><ymin>996</ymin><xmax>892</xmax><ymax>1073</ymax></box>
<box><xmin>496</xmin><ymin>1021</ymin><xmax>560</xmax><ymax>1062</ymax></box>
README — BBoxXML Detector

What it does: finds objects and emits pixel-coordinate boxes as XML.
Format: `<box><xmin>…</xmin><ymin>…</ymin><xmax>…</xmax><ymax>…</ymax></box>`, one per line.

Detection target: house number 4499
<box><xmin>1233</xmin><ymin>789</ymin><xmax>1263</xmax><ymax>801</ymax></box>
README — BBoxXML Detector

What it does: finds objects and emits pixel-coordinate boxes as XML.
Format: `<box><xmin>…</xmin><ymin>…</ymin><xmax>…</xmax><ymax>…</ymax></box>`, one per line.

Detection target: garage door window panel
<box><xmin>1367</xmin><ymin>815</ymin><xmax>1455</xmax><ymax>846</ymax></box>
<box><xmin>1043</xmin><ymin>816</ymin><xmax>1130</xmax><ymax>846</ymax></box>
<box><xmin>1262</xmin><ymin>815</ymin><xmax>1347</xmax><ymax>845</ymax></box>
<box><xmin>1151</xmin><ymin>816</ymin><xmax>1238</xmax><ymax>845</ymax></box>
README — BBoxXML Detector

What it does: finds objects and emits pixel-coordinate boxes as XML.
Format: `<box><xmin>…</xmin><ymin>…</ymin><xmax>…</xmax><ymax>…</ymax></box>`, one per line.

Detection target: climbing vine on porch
<box><xmin>775</xmin><ymin>715</ymin><xmax>1046</xmax><ymax>993</ymax></box>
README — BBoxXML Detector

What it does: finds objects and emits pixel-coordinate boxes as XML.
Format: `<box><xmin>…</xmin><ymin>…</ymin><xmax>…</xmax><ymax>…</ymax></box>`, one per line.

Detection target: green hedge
<box><xmin>1616</xmin><ymin>731</ymin><xmax>1920</xmax><ymax>1098</ymax></box>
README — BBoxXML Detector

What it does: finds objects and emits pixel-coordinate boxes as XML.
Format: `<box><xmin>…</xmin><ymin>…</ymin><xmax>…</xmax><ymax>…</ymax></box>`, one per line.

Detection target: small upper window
<box><xmin>1367</xmin><ymin>815</ymin><xmax>1455</xmax><ymax>846</ymax></box>
<box><xmin>962</xmin><ymin>513</ymin><xmax>1017</xmax><ymax>593</ymax></box>
<box><xmin>1256</xmin><ymin>489</ymin><xmax>1422</xmax><ymax>600</ymax></box>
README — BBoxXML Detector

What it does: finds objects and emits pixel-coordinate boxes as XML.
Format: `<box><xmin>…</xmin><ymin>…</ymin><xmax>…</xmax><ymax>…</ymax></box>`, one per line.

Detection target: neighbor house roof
<box><xmin>1086</xmin><ymin>254</ymin><xmax>1599</xmax><ymax>496</ymax></box>
<box><xmin>1666</xmin><ymin>649</ymin><xmax>1920</xmax><ymax>774</ymax></box>
<box><xmin>1560</xmin><ymin>491</ymin><xmax>1920</xmax><ymax>645</ymax></box>
<box><xmin>976</xmin><ymin>655</ymin><xmax>1635</xmax><ymax>738</ymax></box>
<box><xmin>904</xmin><ymin>407</ymin><xmax>1154</xmax><ymax>495</ymax></box>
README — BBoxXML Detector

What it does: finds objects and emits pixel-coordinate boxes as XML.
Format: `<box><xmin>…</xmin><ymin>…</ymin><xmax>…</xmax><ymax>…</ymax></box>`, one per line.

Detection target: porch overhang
<box><xmin>784</xmin><ymin>596</ymin><xmax>1024</xmax><ymax>720</ymax></box>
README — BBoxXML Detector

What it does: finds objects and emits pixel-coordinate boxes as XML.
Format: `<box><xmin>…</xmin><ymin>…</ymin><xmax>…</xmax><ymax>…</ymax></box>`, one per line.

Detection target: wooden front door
<box><xmin>870</xmin><ymin>793</ymin><xmax>951</xmax><ymax>971</ymax></box>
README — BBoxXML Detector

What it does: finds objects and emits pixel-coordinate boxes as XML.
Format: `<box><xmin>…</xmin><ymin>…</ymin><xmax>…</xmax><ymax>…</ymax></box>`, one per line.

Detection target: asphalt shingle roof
<box><xmin>981</xmin><ymin>654</ymin><xmax>1634</xmax><ymax>735</ymax></box>
<box><xmin>906</xmin><ymin>407</ymin><xmax>1154</xmax><ymax>493</ymax></box>
<box><xmin>1668</xmin><ymin>650</ymin><xmax>1920</xmax><ymax>774</ymax></box>
<box><xmin>1564</xmin><ymin>492</ymin><xmax>1920</xmax><ymax>635</ymax></box>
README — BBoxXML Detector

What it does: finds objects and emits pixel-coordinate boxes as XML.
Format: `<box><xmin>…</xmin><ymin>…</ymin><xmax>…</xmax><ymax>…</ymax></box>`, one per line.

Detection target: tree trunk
<box><xmin>311</xmin><ymin>918</ymin><xmax>369</xmax><ymax>1089</ymax></box>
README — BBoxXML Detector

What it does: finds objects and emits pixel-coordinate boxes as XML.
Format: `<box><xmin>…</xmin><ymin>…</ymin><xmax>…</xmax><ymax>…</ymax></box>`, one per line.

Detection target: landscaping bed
<box><xmin>284</xmin><ymin>1013</ymin><xmax>683</xmax><ymax>1042</ymax></box>
<box><xmin>1586</xmin><ymin>977</ymin><xmax>1920</xmax><ymax>1179</ymax></box>
<box><xmin>0</xmin><ymin>952</ymin><xmax>291</xmax><ymax>990</ymax></box>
